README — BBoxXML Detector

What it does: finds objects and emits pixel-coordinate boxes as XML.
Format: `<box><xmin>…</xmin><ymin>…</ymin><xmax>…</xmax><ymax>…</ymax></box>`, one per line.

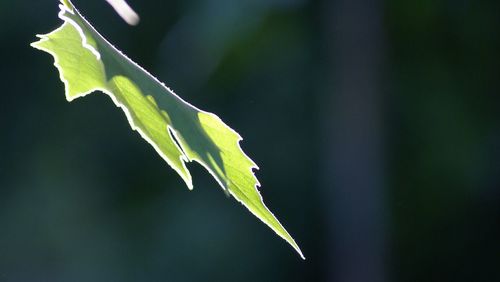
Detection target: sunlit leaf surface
<box><xmin>32</xmin><ymin>0</ymin><xmax>303</xmax><ymax>258</ymax></box>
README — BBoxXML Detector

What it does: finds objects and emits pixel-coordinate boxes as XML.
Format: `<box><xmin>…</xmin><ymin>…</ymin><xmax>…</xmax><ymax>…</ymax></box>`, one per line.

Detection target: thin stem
<box><xmin>105</xmin><ymin>0</ymin><xmax>140</xmax><ymax>26</ymax></box>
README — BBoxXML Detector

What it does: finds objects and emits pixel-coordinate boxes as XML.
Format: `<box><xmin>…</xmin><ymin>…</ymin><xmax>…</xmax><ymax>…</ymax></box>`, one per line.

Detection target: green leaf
<box><xmin>32</xmin><ymin>0</ymin><xmax>304</xmax><ymax>259</ymax></box>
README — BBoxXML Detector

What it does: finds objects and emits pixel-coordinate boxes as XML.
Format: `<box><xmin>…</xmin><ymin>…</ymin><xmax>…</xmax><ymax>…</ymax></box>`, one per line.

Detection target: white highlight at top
<box><xmin>105</xmin><ymin>0</ymin><xmax>140</xmax><ymax>26</ymax></box>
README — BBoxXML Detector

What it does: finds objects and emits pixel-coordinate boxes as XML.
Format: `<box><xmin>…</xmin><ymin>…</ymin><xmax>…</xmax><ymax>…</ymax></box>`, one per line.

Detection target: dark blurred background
<box><xmin>1</xmin><ymin>0</ymin><xmax>499</xmax><ymax>281</ymax></box>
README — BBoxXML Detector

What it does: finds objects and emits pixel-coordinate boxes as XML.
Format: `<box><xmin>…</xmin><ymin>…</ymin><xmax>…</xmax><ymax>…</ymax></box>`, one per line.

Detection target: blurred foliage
<box><xmin>0</xmin><ymin>0</ymin><xmax>499</xmax><ymax>281</ymax></box>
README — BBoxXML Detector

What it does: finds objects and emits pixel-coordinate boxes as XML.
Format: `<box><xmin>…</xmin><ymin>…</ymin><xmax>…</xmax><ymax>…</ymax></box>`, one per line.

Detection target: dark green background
<box><xmin>1</xmin><ymin>0</ymin><xmax>499</xmax><ymax>281</ymax></box>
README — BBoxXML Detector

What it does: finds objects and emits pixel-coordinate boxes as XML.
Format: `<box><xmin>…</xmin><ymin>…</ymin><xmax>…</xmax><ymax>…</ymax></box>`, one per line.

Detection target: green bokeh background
<box><xmin>0</xmin><ymin>0</ymin><xmax>499</xmax><ymax>281</ymax></box>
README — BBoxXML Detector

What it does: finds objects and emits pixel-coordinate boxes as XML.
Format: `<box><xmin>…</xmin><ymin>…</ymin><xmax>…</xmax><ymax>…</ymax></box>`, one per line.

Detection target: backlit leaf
<box><xmin>32</xmin><ymin>0</ymin><xmax>303</xmax><ymax>259</ymax></box>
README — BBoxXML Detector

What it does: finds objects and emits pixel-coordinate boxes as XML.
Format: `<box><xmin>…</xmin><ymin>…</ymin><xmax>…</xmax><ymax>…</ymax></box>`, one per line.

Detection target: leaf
<box><xmin>32</xmin><ymin>0</ymin><xmax>304</xmax><ymax>259</ymax></box>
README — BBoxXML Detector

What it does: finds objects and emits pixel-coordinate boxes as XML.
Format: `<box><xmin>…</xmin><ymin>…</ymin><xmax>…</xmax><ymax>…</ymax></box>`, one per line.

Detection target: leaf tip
<box><xmin>186</xmin><ymin>180</ymin><xmax>194</xmax><ymax>190</ymax></box>
<box><xmin>293</xmin><ymin>243</ymin><xmax>306</xmax><ymax>260</ymax></box>
<box><xmin>30</xmin><ymin>35</ymin><xmax>47</xmax><ymax>50</ymax></box>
